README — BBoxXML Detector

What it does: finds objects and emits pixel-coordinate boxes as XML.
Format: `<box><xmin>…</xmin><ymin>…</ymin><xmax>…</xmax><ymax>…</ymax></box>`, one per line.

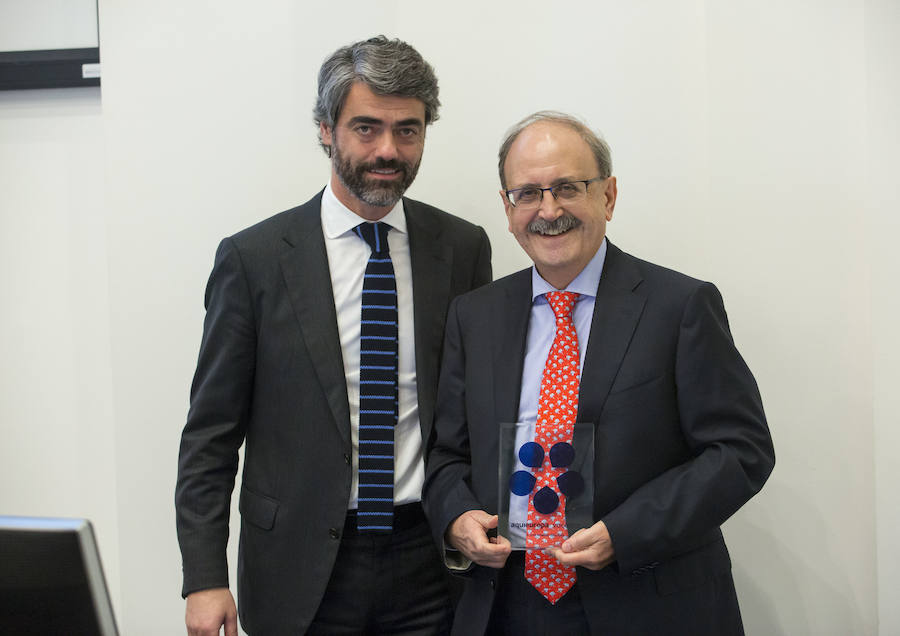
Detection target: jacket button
<box><xmin>344</xmin><ymin>453</ymin><xmax>351</xmax><ymax>465</ymax></box>
<box><xmin>490</xmin><ymin>579</ymin><xmax>495</xmax><ymax>589</ymax></box>
<box><xmin>329</xmin><ymin>528</ymin><xmax>340</xmax><ymax>540</ymax></box>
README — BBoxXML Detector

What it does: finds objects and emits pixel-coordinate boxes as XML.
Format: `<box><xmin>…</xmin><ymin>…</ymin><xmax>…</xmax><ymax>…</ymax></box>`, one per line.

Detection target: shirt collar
<box><xmin>531</xmin><ymin>237</ymin><xmax>608</xmax><ymax>303</ymax></box>
<box><xmin>320</xmin><ymin>180</ymin><xmax>408</xmax><ymax>239</ymax></box>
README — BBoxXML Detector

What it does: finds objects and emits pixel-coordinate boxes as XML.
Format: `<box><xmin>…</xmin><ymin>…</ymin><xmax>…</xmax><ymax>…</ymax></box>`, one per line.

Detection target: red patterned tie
<box><xmin>525</xmin><ymin>291</ymin><xmax>580</xmax><ymax>604</ymax></box>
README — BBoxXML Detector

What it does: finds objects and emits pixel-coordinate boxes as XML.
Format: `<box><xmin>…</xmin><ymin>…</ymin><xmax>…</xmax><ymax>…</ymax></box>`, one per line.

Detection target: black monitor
<box><xmin>0</xmin><ymin>516</ymin><xmax>118</xmax><ymax>635</ymax></box>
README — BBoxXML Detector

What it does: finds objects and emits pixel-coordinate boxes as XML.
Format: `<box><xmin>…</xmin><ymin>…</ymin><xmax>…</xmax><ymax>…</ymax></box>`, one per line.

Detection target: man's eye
<box><xmin>356</xmin><ymin>125</ymin><xmax>372</xmax><ymax>135</ymax></box>
<box><xmin>555</xmin><ymin>183</ymin><xmax>579</xmax><ymax>196</ymax></box>
<box><xmin>518</xmin><ymin>188</ymin><xmax>541</xmax><ymax>201</ymax></box>
<box><xmin>398</xmin><ymin>128</ymin><xmax>418</xmax><ymax>137</ymax></box>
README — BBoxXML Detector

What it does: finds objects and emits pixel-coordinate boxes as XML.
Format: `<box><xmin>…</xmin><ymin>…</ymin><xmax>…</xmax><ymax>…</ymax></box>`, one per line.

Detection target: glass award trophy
<box><xmin>497</xmin><ymin>422</ymin><xmax>594</xmax><ymax>549</ymax></box>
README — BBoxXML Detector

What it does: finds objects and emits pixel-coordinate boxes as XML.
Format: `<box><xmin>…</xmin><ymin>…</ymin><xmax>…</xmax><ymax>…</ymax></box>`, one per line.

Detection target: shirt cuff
<box><xmin>442</xmin><ymin>540</ymin><xmax>473</xmax><ymax>571</ymax></box>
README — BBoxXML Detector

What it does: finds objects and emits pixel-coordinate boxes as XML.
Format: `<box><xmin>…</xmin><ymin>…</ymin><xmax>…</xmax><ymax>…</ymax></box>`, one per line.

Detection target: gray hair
<box><xmin>498</xmin><ymin>111</ymin><xmax>612</xmax><ymax>189</ymax></box>
<box><xmin>314</xmin><ymin>35</ymin><xmax>440</xmax><ymax>157</ymax></box>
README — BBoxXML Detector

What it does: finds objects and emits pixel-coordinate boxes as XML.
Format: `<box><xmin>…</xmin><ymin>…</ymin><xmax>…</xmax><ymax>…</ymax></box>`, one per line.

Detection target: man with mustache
<box><xmin>422</xmin><ymin>111</ymin><xmax>774</xmax><ymax>634</ymax></box>
<box><xmin>176</xmin><ymin>36</ymin><xmax>491</xmax><ymax>635</ymax></box>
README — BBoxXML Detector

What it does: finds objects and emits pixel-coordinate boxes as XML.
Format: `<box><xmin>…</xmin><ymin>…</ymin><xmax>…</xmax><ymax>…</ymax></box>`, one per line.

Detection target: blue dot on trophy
<box><xmin>557</xmin><ymin>470</ymin><xmax>584</xmax><ymax>498</ymax></box>
<box><xmin>549</xmin><ymin>442</ymin><xmax>575</xmax><ymax>468</ymax></box>
<box><xmin>509</xmin><ymin>470</ymin><xmax>536</xmax><ymax>496</ymax></box>
<box><xmin>518</xmin><ymin>441</ymin><xmax>544</xmax><ymax>468</ymax></box>
<box><xmin>533</xmin><ymin>486</ymin><xmax>559</xmax><ymax>514</ymax></box>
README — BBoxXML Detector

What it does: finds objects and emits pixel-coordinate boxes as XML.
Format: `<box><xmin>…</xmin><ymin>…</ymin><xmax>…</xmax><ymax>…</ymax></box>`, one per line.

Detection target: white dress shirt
<box><xmin>320</xmin><ymin>182</ymin><xmax>424</xmax><ymax>509</ymax></box>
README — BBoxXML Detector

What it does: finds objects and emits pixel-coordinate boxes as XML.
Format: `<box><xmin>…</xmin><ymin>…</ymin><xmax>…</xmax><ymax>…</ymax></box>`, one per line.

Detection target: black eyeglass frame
<box><xmin>505</xmin><ymin>177</ymin><xmax>605</xmax><ymax>208</ymax></box>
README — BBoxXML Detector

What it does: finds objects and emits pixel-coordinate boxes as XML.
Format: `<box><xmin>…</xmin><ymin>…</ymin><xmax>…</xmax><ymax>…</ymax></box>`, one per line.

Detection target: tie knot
<box><xmin>355</xmin><ymin>222</ymin><xmax>391</xmax><ymax>255</ymax></box>
<box><xmin>545</xmin><ymin>291</ymin><xmax>578</xmax><ymax>320</ymax></box>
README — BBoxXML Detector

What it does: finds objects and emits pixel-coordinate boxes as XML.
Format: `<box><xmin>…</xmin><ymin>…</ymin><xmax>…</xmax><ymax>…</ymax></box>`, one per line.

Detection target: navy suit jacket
<box><xmin>423</xmin><ymin>241</ymin><xmax>774</xmax><ymax>635</ymax></box>
<box><xmin>175</xmin><ymin>191</ymin><xmax>491</xmax><ymax>635</ymax></box>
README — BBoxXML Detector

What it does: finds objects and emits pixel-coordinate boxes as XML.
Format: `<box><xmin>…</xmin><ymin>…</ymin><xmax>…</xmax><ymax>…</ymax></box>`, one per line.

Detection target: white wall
<box><xmin>0</xmin><ymin>86</ymin><xmax>120</xmax><ymax>612</ymax></box>
<box><xmin>1</xmin><ymin>1</ymin><xmax>896</xmax><ymax>634</ymax></box>
<box><xmin>868</xmin><ymin>0</ymin><xmax>900</xmax><ymax>633</ymax></box>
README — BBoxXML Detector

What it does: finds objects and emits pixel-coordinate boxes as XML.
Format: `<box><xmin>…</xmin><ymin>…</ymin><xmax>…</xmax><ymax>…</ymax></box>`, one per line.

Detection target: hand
<box><xmin>185</xmin><ymin>587</ymin><xmax>238</xmax><ymax>636</ymax></box>
<box><xmin>546</xmin><ymin>520</ymin><xmax>615</xmax><ymax>570</ymax></box>
<box><xmin>446</xmin><ymin>510</ymin><xmax>512</xmax><ymax>568</ymax></box>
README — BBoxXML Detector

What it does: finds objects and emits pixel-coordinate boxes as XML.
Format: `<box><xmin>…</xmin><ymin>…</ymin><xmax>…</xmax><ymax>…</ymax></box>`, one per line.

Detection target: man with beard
<box><xmin>422</xmin><ymin>111</ymin><xmax>774</xmax><ymax>634</ymax></box>
<box><xmin>176</xmin><ymin>36</ymin><xmax>491</xmax><ymax>636</ymax></box>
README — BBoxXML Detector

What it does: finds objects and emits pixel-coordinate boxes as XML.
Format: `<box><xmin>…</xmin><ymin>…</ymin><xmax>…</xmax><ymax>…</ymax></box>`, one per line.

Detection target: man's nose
<box><xmin>536</xmin><ymin>190</ymin><xmax>563</xmax><ymax>220</ymax></box>
<box><xmin>374</xmin><ymin>131</ymin><xmax>400</xmax><ymax>161</ymax></box>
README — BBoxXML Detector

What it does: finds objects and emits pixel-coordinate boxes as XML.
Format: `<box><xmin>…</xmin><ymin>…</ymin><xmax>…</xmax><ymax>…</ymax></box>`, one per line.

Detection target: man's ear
<box><xmin>320</xmin><ymin>121</ymin><xmax>333</xmax><ymax>147</ymax></box>
<box><xmin>604</xmin><ymin>176</ymin><xmax>618</xmax><ymax>221</ymax></box>
<box><xmin>500</xmin><ymin>190</ymin><xmax>514</xmax><ymax>232</ymax></box>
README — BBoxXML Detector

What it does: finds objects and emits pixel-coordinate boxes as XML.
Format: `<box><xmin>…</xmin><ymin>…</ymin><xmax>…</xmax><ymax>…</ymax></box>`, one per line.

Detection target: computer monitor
<box><xmin>0</xmin><ymin>516</ymin><xmax>118</xmax><ymax>635</ymax></box>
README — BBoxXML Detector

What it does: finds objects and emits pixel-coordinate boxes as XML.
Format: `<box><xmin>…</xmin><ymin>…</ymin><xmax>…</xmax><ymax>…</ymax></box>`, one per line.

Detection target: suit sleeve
<box><xmin>602</xmin><ymin>282</ymin><xmax>775</xmax><ymax>574</ymax></box>
<box><xmin>472</xmin><ymin>226</ymin><xmax>492</xmax><ymax>289</ymax></box>
<box><xmin>175</xmin><ymin>237</ymin><xmax>256</xmax><ymax>597</ymax></box>
<box><xmin>422</xmin><ymin>296</ymin><xmax>484</xmax><ymax>554</ymax></box>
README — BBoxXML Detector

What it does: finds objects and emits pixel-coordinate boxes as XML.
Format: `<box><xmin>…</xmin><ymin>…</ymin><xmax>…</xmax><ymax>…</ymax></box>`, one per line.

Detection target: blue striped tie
<box><xmin>354</xmin><ymin>222</ymin><xmax>397</xmax><ymax>532</ymax></box>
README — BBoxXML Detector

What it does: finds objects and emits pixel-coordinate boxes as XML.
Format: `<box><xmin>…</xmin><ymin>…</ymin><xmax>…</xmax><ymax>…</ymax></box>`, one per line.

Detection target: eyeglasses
<box><xmin>505</xmin><ymin>177</ymin><xmax>604</xmax><ymax>209</ymax></box>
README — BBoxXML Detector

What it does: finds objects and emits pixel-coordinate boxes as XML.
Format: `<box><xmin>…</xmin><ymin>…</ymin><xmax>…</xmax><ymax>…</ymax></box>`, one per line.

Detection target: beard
<box><xmin>332</xmin><ymin>142</ymin><xmax>421</xmax><ymax>209</ymax></box>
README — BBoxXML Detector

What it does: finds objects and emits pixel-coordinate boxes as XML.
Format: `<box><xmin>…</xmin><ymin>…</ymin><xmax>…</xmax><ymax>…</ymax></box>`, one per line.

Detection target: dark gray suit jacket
<box><xmin>175</xmin><ymin>191</ymin><xmax>491</xmax><ymax>634</ymax></box>
<box><xmin>423</xmin><ymin>242</ymin><xmax>774</xmax><ymax>635</ymax></box>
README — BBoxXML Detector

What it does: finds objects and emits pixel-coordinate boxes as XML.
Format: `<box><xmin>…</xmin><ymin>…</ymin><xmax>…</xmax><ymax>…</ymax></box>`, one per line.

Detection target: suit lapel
<box><xmin>405</xmin><ymin>199</ymin><xmax>453</xmax><ymax>443</ymax></box>
<box><xmin>578</xmin><ymin>242</ymin><xmax>647</xmax><ymax>422</ymax></box>
<box><xmin>489</xmin><ymin>246</ymin><xmax>644</xmax><ymax>428</ymax></box>
<box><xmin>279</xmin><ymin>192</ymin><xmax>351</xmax><ymax>445</ymax></box>
<box><xmin>493</xmin><ymin>270</ymin><xmax>533</xmax><ymax>425</ymax></box>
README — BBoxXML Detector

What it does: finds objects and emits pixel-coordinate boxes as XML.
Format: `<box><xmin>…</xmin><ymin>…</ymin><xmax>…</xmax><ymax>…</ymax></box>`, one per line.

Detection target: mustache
<box><xmin>527</xmin><ymin>213</ymin><xmax>581</xmax><ymax>236</ymax></box>
<box><xmin>362</xmin><ymin>158</ymin><xmax>407</xmax><ymax>173</ymax></box>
